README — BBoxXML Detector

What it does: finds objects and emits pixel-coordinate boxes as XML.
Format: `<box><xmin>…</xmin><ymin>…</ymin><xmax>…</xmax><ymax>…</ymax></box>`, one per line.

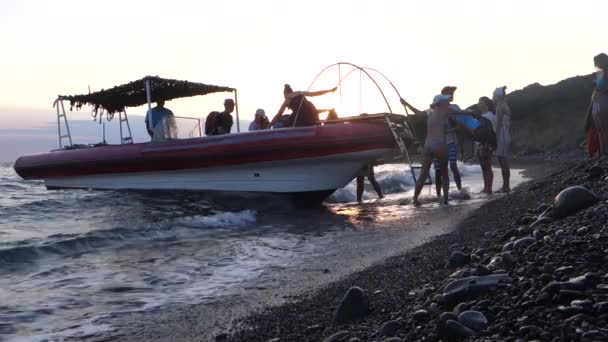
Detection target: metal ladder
<box><xmin>55</xmin><ymin>99</ymin><xmax>73</xmax><ymax>148</ymax></box>
<box><xmin>383</xmin><ymin>114</ymin><xmax>431</xmax><ymax>186</ymax></box>
<box><xmin>119</xmin><ymin>110</ymin><xmax>133</xmax><ymax>144</ymax></box>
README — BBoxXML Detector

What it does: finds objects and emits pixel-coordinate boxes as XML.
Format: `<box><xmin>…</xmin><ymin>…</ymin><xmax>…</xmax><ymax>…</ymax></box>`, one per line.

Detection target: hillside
<box><xmin>507</xmin><ymin>73</ymin><xmax>595</xmax><ymax>154</ymax></box>
<box><xmin>404</xmin><ymin>73</ymin><xmax>596</xmax><ymax>158</ymax></box>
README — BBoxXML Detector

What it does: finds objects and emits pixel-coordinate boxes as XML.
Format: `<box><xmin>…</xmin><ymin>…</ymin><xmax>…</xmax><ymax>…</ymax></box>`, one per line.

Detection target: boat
<box><xmin>14</xmin><ymin>67</ymin><xmax>419</xmax><ymax>206</ymax></box>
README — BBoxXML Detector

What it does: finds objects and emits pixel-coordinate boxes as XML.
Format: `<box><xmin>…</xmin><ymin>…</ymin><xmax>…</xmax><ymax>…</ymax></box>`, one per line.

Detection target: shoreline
<box><xmin>96</xmin><ymin>159</ymin><xmax>573</xmax><ymax>342</ymax></box>
<box><xmin>222</xmin><ymin>157</ymin><xmax>608</xmax><ymax>341</ymax></box>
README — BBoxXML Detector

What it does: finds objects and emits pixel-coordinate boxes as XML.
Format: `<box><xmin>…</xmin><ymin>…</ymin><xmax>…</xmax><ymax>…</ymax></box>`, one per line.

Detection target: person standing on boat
<box><xmin>207</xmin><ymin>99</ymin><xmax>235</xmax><ymax>135</ymax></box>
<box><xmin>493</xmin><ymin>86</ymin><xmax>512</xmax><ymax>193</ymax></box>
<box><xmin>413</xmin><ymin>94</ymin><xmax>452</xmax><ymax>207</ymax></box>
<box><xmin>249</xmin><ymin>109</ymin><xmax>270</xmax><ymax>131</ymax></box>
<box><xmin>145</xmin><ymin>100</ymin><xmax>174</xmax><ymax>139</ymax></box>
<box><xmin>270</xmin><ymin>84</ymin><xmax>337</xmax><ymax>127</ymax></box>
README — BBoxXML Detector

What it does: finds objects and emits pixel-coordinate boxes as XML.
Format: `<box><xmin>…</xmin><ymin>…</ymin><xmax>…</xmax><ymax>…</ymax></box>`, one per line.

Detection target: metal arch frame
<box><xmin>295</xmin><ymin>62</ymin><xmax>420</xmax><ymax>183</ymax></box>
<box><xmin>291</xmin><ymin>62</ymin><xmax>395</xmax><ymax>125</ymax></box>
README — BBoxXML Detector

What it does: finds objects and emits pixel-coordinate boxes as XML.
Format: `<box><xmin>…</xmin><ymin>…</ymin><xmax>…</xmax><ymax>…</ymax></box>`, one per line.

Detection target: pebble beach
<box><xmin>221</xmin><ymin>158</ymin><xmax>608</xmax><ymax>342</ymax></box>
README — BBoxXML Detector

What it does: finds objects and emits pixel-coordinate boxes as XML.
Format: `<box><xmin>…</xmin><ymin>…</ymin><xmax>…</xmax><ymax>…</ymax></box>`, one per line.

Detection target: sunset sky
<box><xmin>0</xmin><ymin>0</ymin><xmax>604</xmax><ymax>159</ymax></box>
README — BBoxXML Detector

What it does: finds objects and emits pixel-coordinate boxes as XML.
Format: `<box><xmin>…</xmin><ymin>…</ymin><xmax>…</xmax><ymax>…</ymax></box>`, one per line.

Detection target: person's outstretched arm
<box><xmin>302</xmin><ymin>86</ymin><xmax>338</xmax><ymax>97</ymax></box>
<box><xmin>399</xmin><ymin>98</ymin><xmax>426</xmax><ymax>116</ymax></box>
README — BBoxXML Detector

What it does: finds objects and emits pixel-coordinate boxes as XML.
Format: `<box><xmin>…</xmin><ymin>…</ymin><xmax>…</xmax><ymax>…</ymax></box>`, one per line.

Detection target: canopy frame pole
<box><xmin>234</xmin><ymin>89</ymin><xmax>240</xmax><ymax>133</ymax></box>
<box><xmin>145</xmin><ymin>79</ymin><xmax>153</xmax><ymax>132</ymax></box>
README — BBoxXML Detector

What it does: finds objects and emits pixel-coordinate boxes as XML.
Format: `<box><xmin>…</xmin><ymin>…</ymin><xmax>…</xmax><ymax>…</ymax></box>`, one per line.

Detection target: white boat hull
<box><xmin>44</xmin><ymin>149</ymin><xmax>395</xmax><ymax>193</ymax></box>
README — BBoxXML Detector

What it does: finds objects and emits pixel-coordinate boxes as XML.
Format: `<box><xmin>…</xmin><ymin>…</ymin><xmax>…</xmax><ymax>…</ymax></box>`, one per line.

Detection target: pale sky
<box><xmin>0</xmin><ymin>0</ymin><xmax>605</xmax><ymax>150</ymax></box>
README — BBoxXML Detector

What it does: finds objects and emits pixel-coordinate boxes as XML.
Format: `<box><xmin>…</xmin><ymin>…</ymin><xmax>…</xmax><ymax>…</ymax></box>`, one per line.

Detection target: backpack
<box><xmin>473</xmin><ymin>116</ymin><xmax>497</xmax><ymax>150</ymax></box>
<box><xmin>205</xmin><ymin>111</ymin><xmax>219</xmax><ymax>136</ymax></box>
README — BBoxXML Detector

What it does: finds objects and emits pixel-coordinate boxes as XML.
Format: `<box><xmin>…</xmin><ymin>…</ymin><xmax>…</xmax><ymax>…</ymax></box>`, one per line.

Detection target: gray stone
<box><xmin>582</xmin><ymin>330</ymin><xmax>608</xmax><ymax>341</ymax></box>
<box><xmin>445</xmin><ymin>319</ymin><xmax>475</xmax><ymax>338</ymax></box>
<box><xmin>513</xmin><ymin>237</ymin><xmax>536</xmax><ymax>251</ymax></box>
<box><xmin>413</xmin><ymin>309</ymin><xmax>430</xmax><ymax>321</ymax></box>
<box><xmin>381</xmin><ymin>320</ymin><xmax>400</xmax><ymax>337</ymax></box>
<box><xmin>442</xmin><ymin>274</ymin><xmax>509</xmax><ymax>305</ymax></box>
<box><xmin>383</xmin><ymin>338</ymin><xmax>403</xmax><ymax>342</ymax></box>
<box><xmin>594</xmin><ymin>301</ymin><xmax>608</xmax><ymax>314</ymax></box>
<box><xmin>333</xmin><ymin>286</ymin><xmax>370</xmax><ymax>325</ymax></box>
<box><xmin>458</xmin><ymin>310</ymin><xmax>488</xmax><ymax>332</ymax></box>
<box><xmin>475</xmin><ymin>264</ymin><xmax>491</xmax><ymax>276</ymax></box>
<box><xmin>323</xmin><ymin>331</ymin><xmax>349</xmax><ymax>342</ymax></box>
<box><xmin>447</xmin><ymin>251</ymin><xmax>470</xmax><ymax>269</ymax></box>
<box><xmin>453</xmin><ymin>303</ymin><xmax>470</xmax><ymax>315</ymax></box>
<box><xmin>215</xmin><ymin>333</ymin><xmax>228</xmax><ymax>342</ymax></box>
<box><xmin>552</xmin><ymin>186</ymin><xmax>599</xmax><ymax>219</ymax></box>
<box><xmin>436</xmin><ymin>312</ymin><xmax>459</xmax><ymax>338</ymax></box>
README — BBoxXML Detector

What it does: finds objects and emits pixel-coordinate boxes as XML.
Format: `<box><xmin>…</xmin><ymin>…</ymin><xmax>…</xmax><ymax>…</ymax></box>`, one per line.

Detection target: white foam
<box><xmin>328</xmin><ymin>162</ymin><xmax>482</xmax><ymax>203</ymax></box>
<box><xmin>179</xmin><ymin>210</ymin><xmax>257</xmax><ymax>228</ymax></box>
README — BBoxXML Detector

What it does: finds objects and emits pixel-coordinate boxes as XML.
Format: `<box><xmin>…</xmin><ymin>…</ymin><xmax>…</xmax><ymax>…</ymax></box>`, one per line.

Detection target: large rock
<box><xmin>458</xmin><ymin>310</ymin><xmax>488</xmax><ymax>332</ymax></box>
<box><xmin>333</xmin><ymin>286</ymin><xmax>370</xmax><ymax>325</ymax></box>
<box><xmin>445</xmin><ymin>320</ymin><xmax>475</xmax><ymax>338</ymax></box>
<box><xmin>381</xmin><ymin>320</ymin><xmax>401</xmax><ymax>337</ymax></box>
<box><xmin>552</xmin><ymin>186</ymin><xmax>599</xmax><ymax>219</ymax></box>
<box><xmin>447</xmin><ymin>251</ymin><xmax>471</xmax><ymax>269</ymax></box>
<box><xmin>442</xmin><ymin>274</ymin><xmax>510</xmax><ymax>305</ymax></box>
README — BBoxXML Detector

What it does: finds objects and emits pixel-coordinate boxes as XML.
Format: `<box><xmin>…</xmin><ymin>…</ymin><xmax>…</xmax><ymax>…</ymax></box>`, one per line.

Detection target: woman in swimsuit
<box><xmin>413</xmin><ymin>95</ymin><xmax>452</xmax><ymax>206</ymax></box>
<box><xmin>592</xmin><ymin>53</ymin><xmax>608</xmax><ymax>155</ymax></box>
<box><xmin>494</xmin><ymin>86</ymin><xmax>512</xmax><ymax>193</ymax></box>
<box><xmin>270</xmin><ymin>84</ymin><xmax>337</xmax><ymax>127</ymax></box>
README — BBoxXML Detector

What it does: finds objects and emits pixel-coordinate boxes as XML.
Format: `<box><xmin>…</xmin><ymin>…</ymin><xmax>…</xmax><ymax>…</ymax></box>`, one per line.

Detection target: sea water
<box><xmin>0</xmin><ymin>161</ymin><xmax>513</xmax><ymax>340</ymax></box>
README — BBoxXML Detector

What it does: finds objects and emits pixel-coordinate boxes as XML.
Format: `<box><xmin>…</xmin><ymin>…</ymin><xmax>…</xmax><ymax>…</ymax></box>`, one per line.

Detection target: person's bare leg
<box><xmin>487</xmin><ymin>157</ymin><xmax>494</xmax><ymax>194</ymax></box>
<box><xmin>438</xmin><ymin>150</ymin><xmax>450</xmax><ymax>205</ymax></box>
<box><xmin>356</xmin><ymin>176</ymin><xmax>364</xmax><ymax>203</ymax></box>
<box><xmin>450</xmin><ymin>161</ymin><xmax>462</xmax><ymax>191</ymax></box>
<box><xmin>368</xmin><ymin>168</ymin><xmax>384</xmax><ymax>199</ymax></box>
<box><xmin>497</xmin><ymin>156</ymin><xmax>510</xmax><ymax>192</ymax></box>
<box><xmin>434</xmin><ymin>168</ymin><xmax>442</xmax><ymax>197</ymax></box>
<box><xmin>480</xmin><ymin>155</ymin><xmax>493</xmax><ymax>194</ymax></box>
<box><xmin>478</xmin><ymin>152</ymin><xmax>488</xmax><ymax>193</ymax></box>
<box><xmin>413</xmin><ymin>154</ymin><xmax>433</xmax><ymax>206</ymax></box>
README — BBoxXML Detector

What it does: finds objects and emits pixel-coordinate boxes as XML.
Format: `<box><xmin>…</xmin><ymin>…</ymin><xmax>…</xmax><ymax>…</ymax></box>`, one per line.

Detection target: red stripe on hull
<box><xmin>15</xmin><ymin>122</ymin><xmax>396</xmax><ymax>179</ymax></box>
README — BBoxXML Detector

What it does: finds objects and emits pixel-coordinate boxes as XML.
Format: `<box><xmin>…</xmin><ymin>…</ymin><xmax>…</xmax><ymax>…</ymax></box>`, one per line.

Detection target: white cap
<box><xmin>430</xmin><ymin>94</ymin><xmax>452</xmax><ymax>108</ymax></box>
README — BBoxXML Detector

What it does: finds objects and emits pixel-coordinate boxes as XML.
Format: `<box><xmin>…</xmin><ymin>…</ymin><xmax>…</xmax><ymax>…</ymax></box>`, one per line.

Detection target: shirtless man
<box><xmin>413</xmin><ymin>94</ymin><xmax>452</xmax><ymax>207</ymax></box>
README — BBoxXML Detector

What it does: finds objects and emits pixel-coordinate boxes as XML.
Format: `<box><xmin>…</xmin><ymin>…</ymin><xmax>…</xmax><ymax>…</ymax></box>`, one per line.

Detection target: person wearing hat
<box><xmin>413</xmin><ymin>94</ymin><xmax>453</xmax><ymax>207</ymax></box>
<box><xmin>400</xmin><ymin>86</ymin><xmax>466</xmax><ymax>197</ymax></box>
<box><xmin>249</xmin><ymin>108</ymin><xmax>269</xmax><ymax>131</ymax></box>
<box><xmin>207</xmin><ymin>99</ymin><xmax>235</xmax><ymax>135</ymax></box>
<box><xmin>435</xmin><ymin>86</ymin><xmax>463</xmax><ymax>195</ymax></box>
<box><xmin>493</xmin><ymin>86</ymin><xmax>511</xmax><ymax>192</ymax></box>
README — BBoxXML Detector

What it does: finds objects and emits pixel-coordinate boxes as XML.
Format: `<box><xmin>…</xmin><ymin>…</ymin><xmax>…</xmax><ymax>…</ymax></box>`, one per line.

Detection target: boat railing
<box><xmin>151</xmin><ymin>116</ymin><xmax>203</xmax><ymax>141</ymax></box>
<box><xmin>172</xmin><ymin>116</ymin><xmax>203</xmax><ymax>139</ymax></box>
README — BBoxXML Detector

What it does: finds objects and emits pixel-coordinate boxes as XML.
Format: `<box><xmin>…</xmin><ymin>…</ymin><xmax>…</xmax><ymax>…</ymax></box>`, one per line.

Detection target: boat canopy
<box><xmin>58</xmin><ymin>76</ymin><xmax>235</xmax><ymax>115</ymax></box>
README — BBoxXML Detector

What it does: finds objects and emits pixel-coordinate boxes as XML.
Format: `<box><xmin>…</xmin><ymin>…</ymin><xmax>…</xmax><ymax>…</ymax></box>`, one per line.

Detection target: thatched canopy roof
<box><xmin>59</xmin><ymin>76</ymin><xmax>234</xmax><ymax>115</ymax></box>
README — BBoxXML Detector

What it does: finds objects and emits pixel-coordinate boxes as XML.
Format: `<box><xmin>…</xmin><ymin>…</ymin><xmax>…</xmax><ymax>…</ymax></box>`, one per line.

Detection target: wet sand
<box><xmin>95</xmin><ymin>161</ymin><xmax>564</xmax><ymax>341</ymax></box>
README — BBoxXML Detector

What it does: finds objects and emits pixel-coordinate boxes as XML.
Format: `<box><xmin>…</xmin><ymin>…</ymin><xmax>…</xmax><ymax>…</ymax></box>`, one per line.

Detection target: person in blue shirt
<box><xmin>145</xmin><ymin>100</ymin><xmax>174</xmax><ymax>139</ymax></box>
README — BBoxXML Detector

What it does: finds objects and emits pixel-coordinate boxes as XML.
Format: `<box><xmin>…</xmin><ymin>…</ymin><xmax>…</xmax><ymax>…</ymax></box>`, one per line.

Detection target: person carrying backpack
<box><xmin>475</xmin><ymin>97</ymin><xmax>497</xmax><ymax>194</ymax></box>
